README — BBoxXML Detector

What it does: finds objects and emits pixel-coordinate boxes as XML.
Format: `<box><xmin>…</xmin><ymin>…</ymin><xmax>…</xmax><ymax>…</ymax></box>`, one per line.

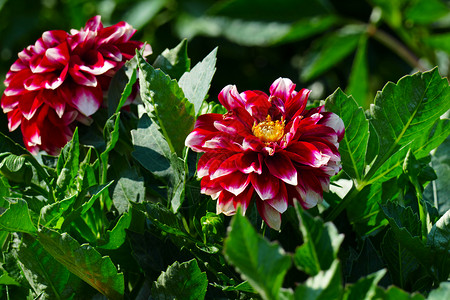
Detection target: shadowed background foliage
<box><xmin>1</xmin><ymin>0</ymin><xmax>449</xmax><ymax>142</ymax></box>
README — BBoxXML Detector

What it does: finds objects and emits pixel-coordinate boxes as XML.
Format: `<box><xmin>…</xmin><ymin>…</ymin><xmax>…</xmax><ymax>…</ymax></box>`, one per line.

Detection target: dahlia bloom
<box><xmin>1</xmin><ymin>15</ymin><xmax>151</xmax><ymax>154</ymax></box>
<box><xmin>185</xmin><ymin>78</ymin><xmax>344</xmax><ymax>230</ymax></box>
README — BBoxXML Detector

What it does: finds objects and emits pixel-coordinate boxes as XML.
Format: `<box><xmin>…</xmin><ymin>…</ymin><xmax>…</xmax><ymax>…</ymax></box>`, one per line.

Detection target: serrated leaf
<box><xmin>152</xmin><ymin>259</ymin><xmax>208</xmax><ymax>300</ymax></box>
<box><xmin>153</xmin><ymin>39</ymin><xmax>190</xmax><ymax>80</ymax></box>
<box><xmin>413</xmin><ymin>118</ymin><xmax>450</xmax><ymax>159</ymax></box>
<box><xmin>294</xmin><ymin>206</ymin><xmax>344</xmax><ymax>275</ymax></box>
<box><xmin>102</xmin><ymin>112</ymin><xmax>121</xmax><ymax>156</ymax></box>
<box><xmin>381</xmin><ymin>229</ymin><xmax>420</xmax><ymax>289</ymax></box>
<box><xmin>294</xmin><ymin>260</ymin><xmax>342</xmax><ymax>300</ymax></box>
<box><xmin>346</xmin><ymin>35</ymin><xmax>369</xmax><ymax>107</ymax></box>
<box><xmin>56</xmin><ymin>129</ymin><xmax>80</xmax><ymax>197</ymax></box>
<box><xmin>145</xmin><ymin>202</ymin><xmax>189</xmax><ymax>239</ymax></box>
<box><xmin>137</xmin><ymin>50</ymin><xmax>195</xmax><ymax>156</ymax></box>
<box><xmin>343</xmin><ymin>269</ymin><xmax>386</xmax><ymax>300</ymax></box>
<box><xmin>369</xmin><ymin>68</ymin><xmax>450</xmax><ymax>172</ymax></box>
<box><xmin>301</xmin><ymin>25</ymin><xmax>363</xmax><ymax>81</ymax></box>
<box><xmin>0</xmin><ymin>199</ymin><xmax>36</xmax><ymax>234</ymax></box>
<box><xmin>132</xmin><ymin>114</ymin><xmax>185</xmax><ymax>212</ymax></box>
<box><xmin>98</xmin><ymin>212</ymin><xmax>132</xmax><ymax>250</ymax></box>
<box><xmin>325</xmin><ymin>88</ymin><xmax>369</xmax><ymax>181</ymax></box>
<box><xmin>17</xmin><ymin>234</ymin><xmax>82</xmax><ymax>299</ymax></box>
<box><xmin>380</xmin><ymin>203</ymin><xmax>431</xmax><ymax>265</ymax></box>
<box><xmin>224</xmin><ymin>210</ymin><xmax>292</xmax><ymax>300</ymax></box>
<box><xmin>179</xmin><ymin>47</ymin><xmax>217</xmax><ymax>115</ymax></box>
<box><xmin>37</xmin><ymin>229</ymin><xmax>124</xmax><ymax>300</ymax></box>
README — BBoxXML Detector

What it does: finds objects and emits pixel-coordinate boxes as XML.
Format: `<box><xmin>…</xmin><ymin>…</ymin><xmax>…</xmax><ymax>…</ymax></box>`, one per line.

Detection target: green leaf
<box><xmin>111</xmin><ymin>167</ymin><xmax>145</xmax><ymax>214</ymax></box>
<box><xmin>40</xmin><ymin>195</ymin><xmax>77</xmax><ymax>227</ymax></box>
<box><xmin>153</xmin><ymin>39</ymin><xmax>190</xmax><ymax>80</ymax></box>
<box><xmin>102</xmin><ymin>112</ymin><xmax>121</xmax><ymax>156</ymax></box>
<box><xmin>425</xmin><ymin>33</ymin><xmax>450</xmax><ymax>54</ymax></box>
<box><xmin>137</xmin><ymin>50</ymin><xmax>195</xmax><ymax>156</ymax></box>
<box><xmin>145</xmin><ymin>202</ymin><xmax>189</xmax><ymax>239</ymax></box>
<box><xmin>132</xmin><ymin>114</ymin><xmax>185</xmax><ymax>212</ymax></box>
<box><xmin>325</xmin><ymin>88</ymin><xmax>369</xmax><ymax>181</ymax></box>
<box><xmin>366</xmin><ymin>144</ymin><xmax>411</xmax><ymax>185</ymax></box>
<box><xmin>16</xmin><ymin>234</ymin><xmax>82</xmax><ymax>299</ymax></box>
<box><xmin>37</xmin><ymin>229</ymin><xmax>124</xmax><ymax>300</ymax></box>
<box><xmin>424</xmin><ymin>134</ymin><xmax>450</xmax><ymax>215</ymax></box>
<box><xmin>413</xmin><ymin>118</ymin><xmax>450</xmax><ymax>159</ymax></box>
<box><xmin>56</xmin><ymin>128</ymin><xmax>80</xmax><ymax>198</ymax></box>
<box><xmin>375</xmin><ymin>286</ymin><xmax>425</xmax><ymax>300</ymax></box>
<box><xmin>224</xmin><ymin>210</ymin><xmax>292</xmax><ymax>300</ymax></box>
<box><xmin>380</xmin><ymin>202</ymin><xmax>431</xmax><ymax>265</ymax></box>
<box><xmin>80</xmin><ymin>182</ymin><xmax>114</xmax><ymax>214</ymax></box>
<box><xmin>301</xmin><ymin>25</ymin><xmax>363</xmax><ymax>81</ymax></box>
<box><xmin>369</xmin><ymin>68</ymin><xmax>450</xmax><ymax>173</ymax></box>
<box><xmin>179</xmin><ymin>47</ymin><xmax>217</xmax><ymax>115</ymax></box>
<box><xmin>294</xmin><ymin>260</ymin><xmax>342</xmax><ymax>300</ymax></box>
<box><xmin>98</xmin><ymin>212</ymin><xmax>132</xmax><ymax>250</ymax></box>
<box><xmin>0</xmin><ymin>131</ymin><xmax>28</xmax><ymax>156</ymax></box>
<box><xmin>107</xmin><ymin>59</ymin><xmax>138</xmax><ymax>116</ymax></box>
<box><xmin>294</xmin><ymin>206</ymin><xmax>344</xmax><ymax>275</ymax></box>
<box><xmin>405</xmin><ymin>0</ymin><xmax>450</xmax><ymax>24</ymax></box>
<box><xmin>346</xmin><ymin>35</ymin><xmax>369</xmax><ymax>107</ymax></box>
<box><xmin>0</xmin><ymin>200</ymin><xmax>36</xmax><ymax>234</ymax></box>
<box><xmin>0</xmin><ymin>154</ymin><xmax>33</xmax><ymax>184</ymax></box>
<box><xmin>343</xmin><ymin>269</ymin><xmax>386</xmax><ymax>300</ymax></box>
<box><xmin>152</xmin><ymin>259</ymin><xmax>208</xmax><ymax>300</ymax></box>
<box><xmin>427</xmin><ymin>209</ymin><xmax>450</xmax><ymax>281</ymax></box>
<box><xmin>381</xmin><ymin>229</ymin><xmax>421</xmax><ymax>289</ymax></box>
<box><xmin>427</xmin><ymin>282</ymin><xmax>450</xmax><ymax>300</ymax></box>
<box><xmin>346</xmin><ymin>183</ymin><xmax>389</xmax><ymax>236</ymax></box>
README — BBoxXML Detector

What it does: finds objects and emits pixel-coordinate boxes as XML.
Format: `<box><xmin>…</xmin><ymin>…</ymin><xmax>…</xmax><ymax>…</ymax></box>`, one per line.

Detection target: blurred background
<box><xmin>1</xmin><ymin>0</ymin><xmax>450</xmax><ymax>143</ymax></box>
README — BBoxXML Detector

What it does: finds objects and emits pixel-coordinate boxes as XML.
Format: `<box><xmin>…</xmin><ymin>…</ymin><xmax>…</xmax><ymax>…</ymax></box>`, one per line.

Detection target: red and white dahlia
<box><xmin>1</xmin><ymin>15</ymin><xmax>151</xmax><ymax>154</ymax></box>
<box><xmin>185</xmin><ymin>78</ymin><xmax>344</xmax><ymax>230</ymax></box>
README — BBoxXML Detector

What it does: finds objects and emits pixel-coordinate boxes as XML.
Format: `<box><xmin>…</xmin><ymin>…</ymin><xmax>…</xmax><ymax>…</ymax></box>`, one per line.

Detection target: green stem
<box><xmin>325</xmin><ymin>183</ymin><xmax>366</xmax><ymax>222</ymax></box>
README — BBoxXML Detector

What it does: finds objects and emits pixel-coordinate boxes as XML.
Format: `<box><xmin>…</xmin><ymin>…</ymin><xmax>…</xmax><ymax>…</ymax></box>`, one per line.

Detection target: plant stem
<box><xmin>367</xmin><ymin>25</ymin><xmax>427</xmax><ymax>72</ymax></box>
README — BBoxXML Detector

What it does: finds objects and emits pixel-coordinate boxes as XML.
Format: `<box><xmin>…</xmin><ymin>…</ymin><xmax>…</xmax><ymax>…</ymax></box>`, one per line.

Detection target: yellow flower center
<box><xmin>252</xmin><ymin>115</ymin><xmax>285</xmax><ymax>143</ymax></box>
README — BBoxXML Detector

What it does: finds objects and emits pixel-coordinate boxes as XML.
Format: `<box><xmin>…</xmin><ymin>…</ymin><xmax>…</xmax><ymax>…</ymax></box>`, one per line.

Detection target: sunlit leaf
<box><xmin>0</xmin><ymin>200</ymin><xmax>36</xmax><ymax>234</ymax></box>
<box><xmin>37</xmin><ymin>229</ymin><xmax>124</xmax><ymax>300</ymax></box>
<box><xmin>427</xmin><ymin>282</ymin><xmax>450</xmax><ymax>300</ymax></box>
<box><xmin>224</xmin><ymin>210</ymin><xmax>291</xmax><ymax>300</ymax></box>
<box><xmin>179</xmin><ymin>47</ymin><xmax>217</xmax><ymax>115</ymax></box>
<box><xmin>153</xmin><ymin>39</ymin><xmax>190</xmax><ymax>80</ymax></box>
<box><xmin>111</xmin><ymin>167</ymin><xmax>145</xmax><ymax>214</ymax></box>
<box><xmin>294</xmin><ymin>260</ymin><xmax>342</xmax><ymax>300</ymax></box>
<box><xmin>123</xmin><ymin>0</ymin><xmax>167</xmax><ymax>30</ymax></box>
<box><xmin>369</xmin><ymin>68</ymin><xmax>450</xmax><ymax>175</ymax></box>
<box><xmin>325</xmin><ymin>88</ymin><xmax>369</xmax><ymax>181</ymax></box>
<box><xmin>98</xmin><ymin>212</ymin><xmax>132</xmax><ymax>250</ymax></box>
<box><xmin>152</xmin><ymin>259</ymin><xmax>208</xmax><ymax>300</ymax></box>
<box><xmin>137</xmin><ymin>50</ymin><xmax>195</xmax><ymax>156</ymax></box>
<box><xmin>56</xmin><ymin>128</ymin><xmax>80</xmax><ymax>198</ymax></box>
<box><xmin>343</xmin><ymin>269</ymin><xmax>386</xmax><ymax>300</ymax></box>
<box><xmin>17</xmin><ymin>234</ymin><xmax>83</xmax><ymax>299</ymax></box>
<box><xmin>294</xmin><ymin>206</ymin><xmax>344</xmax><ymax>276</ymax></box>
<box><xmin>374</xmin><ymin>285</ymin><xmax>425</xmax><ymax>300</ymax></box>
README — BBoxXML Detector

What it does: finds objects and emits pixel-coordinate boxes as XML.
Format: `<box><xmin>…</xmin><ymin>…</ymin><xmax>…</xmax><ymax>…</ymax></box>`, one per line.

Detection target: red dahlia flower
<box><xmin>185</xmin><ymin>78</ymin><xmax>344</xmax><ymax>230</ymax></box>
<box><xmin>1</xmin><ymin>15</ymin><xmax>151</xmax><ymax>154</ymax></box>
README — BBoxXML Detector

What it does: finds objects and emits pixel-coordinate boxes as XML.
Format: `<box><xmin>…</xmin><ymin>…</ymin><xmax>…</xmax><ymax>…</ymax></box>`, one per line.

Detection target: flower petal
<box><xmin>251</xmin><ymin>171</ymin><xmax>279</xmax><ymax>200</ymax></box>
<box><xmin>265</xmin><ymin>152</ymin><xmax>297</xmax><ymax>185</ymax></box>
<box><xmin>218</xmin><ymin>85</ymin><xmax>245</xmax><ymax>111</ymax></box>
<box><xmin>256</xmin><ymin>200</ymin><xmax>281</xmax><ymax>230</ymax></box>
<box><xmin>220</xmin><ymin>172</ymin><xmax>251</xmax><ymax>196</ymax></box>
<box><xmin>269</xmin><ymin>77</ymin><xmax>296</xmax><ymax>103</ymax></box>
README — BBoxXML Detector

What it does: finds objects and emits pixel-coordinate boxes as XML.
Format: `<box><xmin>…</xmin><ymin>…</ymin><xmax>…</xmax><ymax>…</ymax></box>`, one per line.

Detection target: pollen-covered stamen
<box><xmin>252</xmin><ymin>115</ymin><xmax>285</xmax><ymax>143</ymax></box>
